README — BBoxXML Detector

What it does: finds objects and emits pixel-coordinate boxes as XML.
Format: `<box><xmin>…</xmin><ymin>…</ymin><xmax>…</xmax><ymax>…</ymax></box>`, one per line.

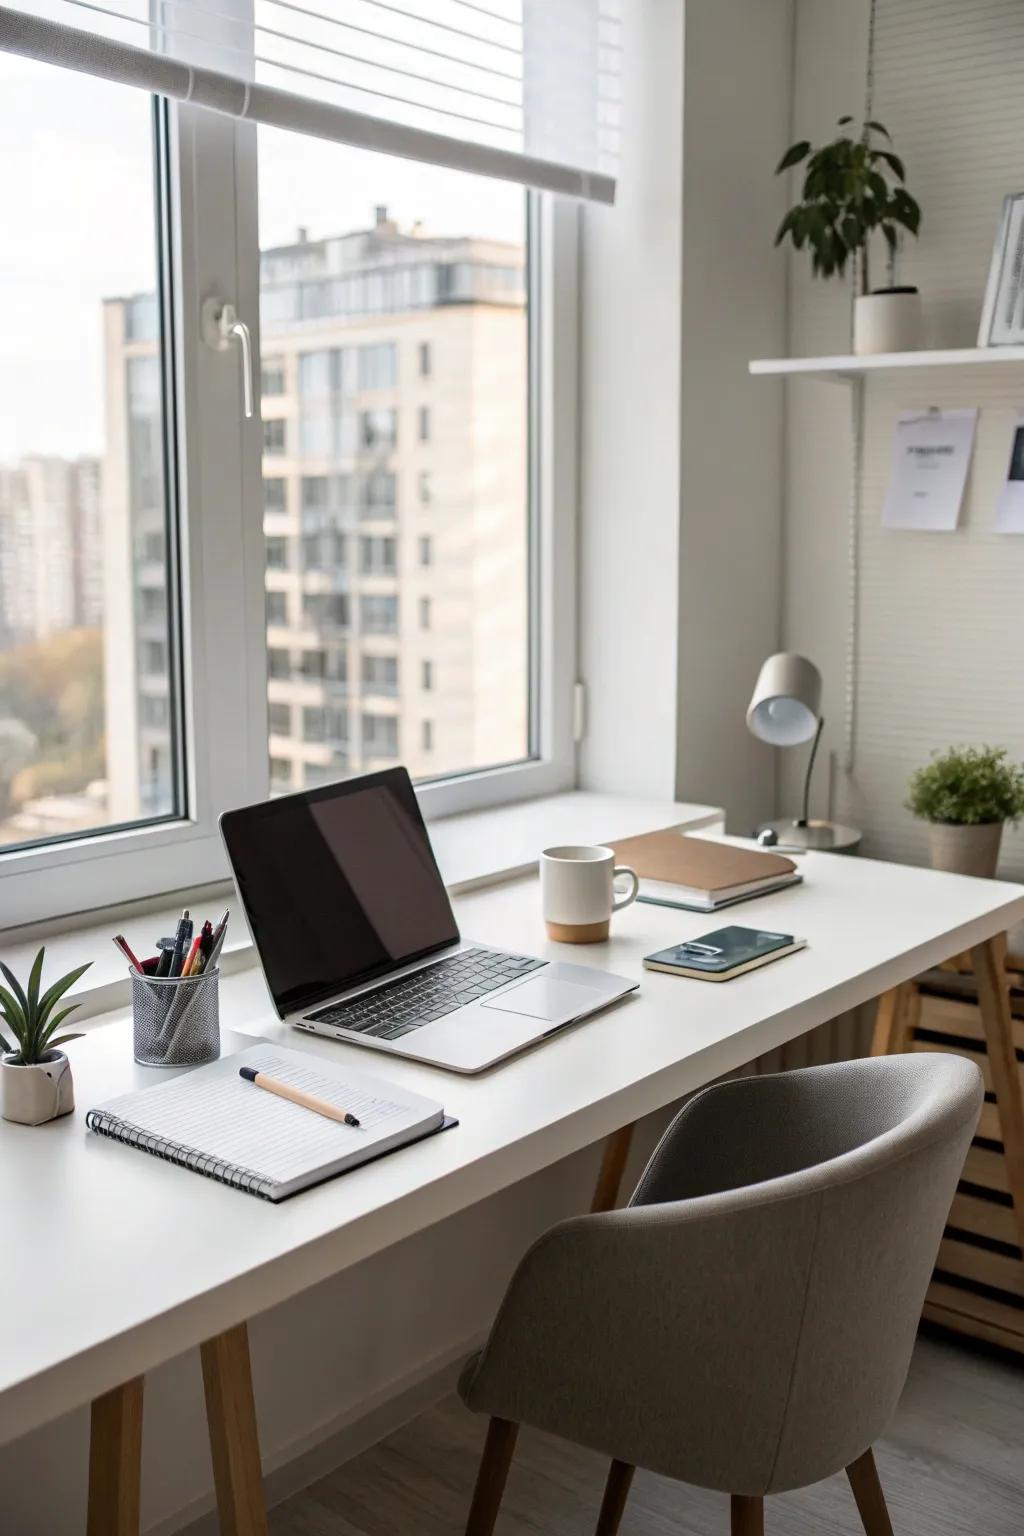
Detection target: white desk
<box><xmin>4</xmin><ymin>848</ymin><xmax>1024</xmax><ymax>1535</ymax></box>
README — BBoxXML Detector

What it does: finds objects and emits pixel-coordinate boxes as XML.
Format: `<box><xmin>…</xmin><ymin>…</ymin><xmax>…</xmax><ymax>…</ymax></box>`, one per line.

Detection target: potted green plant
<box><xmin>907</xmin><ymin>746</ymin><xmax>1024</xmax><ymax>878</ymax></box>
<box><xmin>0</xmin><ymin>947</ymin><xmax>89</xmax><ymax>1125</ymax></box>
<box><xmin>775</xmin><ymin>116</ymin><xmax>922</xmax><ymax>355</ymax></box>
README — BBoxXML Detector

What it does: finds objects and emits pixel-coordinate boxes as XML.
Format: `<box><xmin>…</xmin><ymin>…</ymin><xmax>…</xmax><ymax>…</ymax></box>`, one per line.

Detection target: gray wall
<box><xmin>781</xmin><ymin>0</ymin><xmax>1024</xmax><ymax>880</ymax></box>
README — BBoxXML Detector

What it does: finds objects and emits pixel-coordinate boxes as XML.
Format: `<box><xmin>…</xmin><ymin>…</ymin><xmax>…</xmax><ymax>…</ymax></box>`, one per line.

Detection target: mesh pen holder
<box><xmin>132</xmin><ymin>967</ymin><xmax>220</xmax><ymax>1067</ymax></box>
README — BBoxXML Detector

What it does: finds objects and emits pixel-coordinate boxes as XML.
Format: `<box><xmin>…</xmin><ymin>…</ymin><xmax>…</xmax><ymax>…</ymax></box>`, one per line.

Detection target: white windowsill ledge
<box><xmin>0</xmin><ymin>791</ymin><xmax>723</xmax><ymax>1023</ymax></box>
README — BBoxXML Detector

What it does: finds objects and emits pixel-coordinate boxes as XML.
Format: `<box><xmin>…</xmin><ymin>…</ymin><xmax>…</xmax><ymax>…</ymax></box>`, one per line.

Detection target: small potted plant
<box><xmin>907</xmin><ymin>745</ymin><xmax>1024</xmax><ymax>878</ymax></box>
<box><xmin>0</xmin><ymin>947</ymin><xmax>89</xmax><ymax>1125</ymax></box>
<box><xmin>775</xmin><ymin>116</ymin><xmax>922</xmax><ymax>355</ymax></box>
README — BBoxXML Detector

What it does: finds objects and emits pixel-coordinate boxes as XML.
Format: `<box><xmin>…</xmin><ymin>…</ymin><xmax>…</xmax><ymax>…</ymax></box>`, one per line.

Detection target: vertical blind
<box><xmin>0</xmin><ymin>0</ymin><xmax>621</xmax><ymax>201</ymax></box>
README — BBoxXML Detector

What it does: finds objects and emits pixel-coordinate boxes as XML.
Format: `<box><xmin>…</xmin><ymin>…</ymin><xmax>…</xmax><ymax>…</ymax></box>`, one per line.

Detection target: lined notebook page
<box><xmin>91</xmin><ymin>1045</ymin><xmax>444</xmax><ymax>1193</ymax></box>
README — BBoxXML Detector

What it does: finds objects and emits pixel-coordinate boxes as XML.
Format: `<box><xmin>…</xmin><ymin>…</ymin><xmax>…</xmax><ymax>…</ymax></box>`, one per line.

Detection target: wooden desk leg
<box><xmin>591</xmin><ymin>1124</ymin><xmax>635</xmax><ymax>1213</ymax></box>
<box><xmin>971</xmin><ymin>937</ymin><xmax>1024</xmax><ymax>1256</ymax></box>
<box><xmin>201</xmin><ymin>1323</ymin><xmax>269</xmax><ymax>1536</ymax></box>
<box><xmin>87</xmin><ymin>1377</ymin><xmax>144</xmax><ymax>1536</ymax></box>
<box><xmin>871</xmin><ymin>982</ymin><xmax>917</xmax><ymax>1056</ymax></box>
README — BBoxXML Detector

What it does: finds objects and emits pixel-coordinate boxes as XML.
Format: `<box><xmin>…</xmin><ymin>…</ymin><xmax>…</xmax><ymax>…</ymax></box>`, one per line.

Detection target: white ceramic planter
<box><xmin>853</xmin><ymin>289</ymin><xmax>922</xmax><ymax>355</ymax></box>
<box><xmin>926</xmin><ymin>821</ymin><xmax>1003</xmax><ymax>879</ymax></box>
<box><xmin>1</xmin><ymin>1049</ymin><xmax>75</xmax><ymax>1126</ymax></box>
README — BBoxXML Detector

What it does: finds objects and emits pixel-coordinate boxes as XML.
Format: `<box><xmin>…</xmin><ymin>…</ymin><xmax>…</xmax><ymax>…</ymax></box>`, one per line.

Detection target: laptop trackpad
<box><xmin>481</xmin><ymin>977</ymin><xmax>600</xmax><ymax>1022</ymax></box>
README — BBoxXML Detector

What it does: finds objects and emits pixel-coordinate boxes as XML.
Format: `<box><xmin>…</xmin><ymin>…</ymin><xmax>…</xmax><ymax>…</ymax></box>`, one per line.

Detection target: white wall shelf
<box><xmin>749</xmin><ymin>345</ymin><xmax>1024</xmax><ymax>385</ymax></box>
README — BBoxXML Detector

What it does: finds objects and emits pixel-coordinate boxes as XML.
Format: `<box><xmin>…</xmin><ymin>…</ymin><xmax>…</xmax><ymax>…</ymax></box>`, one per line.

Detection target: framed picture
<box><xmin>978</xmin><ymin>192</ymin><xmax>1024</xmax><ymax>345</ymax></box>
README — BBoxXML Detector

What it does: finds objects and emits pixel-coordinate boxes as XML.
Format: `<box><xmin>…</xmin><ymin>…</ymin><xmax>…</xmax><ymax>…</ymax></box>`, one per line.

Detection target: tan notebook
<box><xmin>609</xmin><ymin>831</ymin><xmax>799</xmax><ymax>910</ymax></box>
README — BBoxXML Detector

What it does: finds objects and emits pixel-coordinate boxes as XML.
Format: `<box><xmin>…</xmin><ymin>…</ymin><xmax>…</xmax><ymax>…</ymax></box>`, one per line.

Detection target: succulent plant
<box><xmin>0</xmin><ymin>947</ymin><xmax>91</xmax><ymax>1065</ymax></box>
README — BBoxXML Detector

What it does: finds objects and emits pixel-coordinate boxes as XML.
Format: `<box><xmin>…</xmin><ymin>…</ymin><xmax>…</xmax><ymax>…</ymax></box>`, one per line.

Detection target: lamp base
<box><xmin>755</xmin><ymin>818</ymin><xmax>862</xmax><ymax>855</ymax></box>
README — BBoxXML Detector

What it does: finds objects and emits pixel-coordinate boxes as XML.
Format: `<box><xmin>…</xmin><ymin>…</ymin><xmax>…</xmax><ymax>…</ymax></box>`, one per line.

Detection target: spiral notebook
<box><xmin>86</xmin><ymin>1044</ymin><xmax>453</xmax><ymax>1202</ymax></box>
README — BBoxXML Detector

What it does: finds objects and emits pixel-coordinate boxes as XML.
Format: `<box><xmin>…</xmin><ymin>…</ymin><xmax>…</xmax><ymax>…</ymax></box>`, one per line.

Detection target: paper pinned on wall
<box><xmin>881</xmin><ymin>408</ymin><xmax>978</xmax><ymax>532</ymax></box>
<box><xmin>995</xmin><ymin>416</ymin><xmax>1024</xmax><ymax>533</ymax></box>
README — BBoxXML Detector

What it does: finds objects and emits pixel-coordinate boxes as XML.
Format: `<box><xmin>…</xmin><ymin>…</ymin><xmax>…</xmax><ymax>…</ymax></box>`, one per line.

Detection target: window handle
<box><xmin>201</xmin><ymin>297</ymin><xmax>254</xmax><ymax>419</ymax></box>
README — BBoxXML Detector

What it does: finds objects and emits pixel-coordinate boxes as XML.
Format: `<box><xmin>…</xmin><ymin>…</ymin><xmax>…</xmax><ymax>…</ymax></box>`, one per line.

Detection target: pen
<box><xmin>155</xmin><ymin>936</ymin><xmax>176</xmax><ymax>978</ymax></box>
<box><xmin>206</xmin><ymin>909</ymin><xmax>230</xmax><ymax>971</ymax></box>
<box><xmin>239</xmin><ymin>1065</ymin><xmax>361</xmax><ymax>1127</ymax></box>
<box><xmin>113</xmin><ymin>934</ymin><xmax>143</xmax><ymax>972</ymax></box>
<box><xmin>169</xmin><ymin>909</ymin><xmax>192</xmax><ymax>978</ymax></box>
<box><xmin>181</xmin><ymin>934</ymin><xmax>204</xmax><ymax>978</ymax></box>
<box><xmin>189</xmin><ymin>920</ymin><xmax>214</xmax><ymax>977</ymax></box>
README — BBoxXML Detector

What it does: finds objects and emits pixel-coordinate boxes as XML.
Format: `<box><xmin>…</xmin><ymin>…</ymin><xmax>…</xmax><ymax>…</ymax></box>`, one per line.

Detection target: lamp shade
<box><xmin>746</xmin><ymin>653</ymin><xmax>822</xmax><ymax>747</ymax></box>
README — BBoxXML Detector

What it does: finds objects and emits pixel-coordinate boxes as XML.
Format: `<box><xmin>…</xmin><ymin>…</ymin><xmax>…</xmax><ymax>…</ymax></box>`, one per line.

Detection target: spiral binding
<box><xmin>85</xmin><ymin>1109</ymin><xmax>276</xmax><ymax>1200</ymax></box>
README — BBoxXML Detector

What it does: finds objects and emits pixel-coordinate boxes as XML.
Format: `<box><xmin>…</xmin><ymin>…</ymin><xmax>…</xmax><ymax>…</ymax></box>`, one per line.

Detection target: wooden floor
<box><xmin>270</xmin><ymin>1333</ymin><xmax>1024</xmax><ymax>1535</ymax></box>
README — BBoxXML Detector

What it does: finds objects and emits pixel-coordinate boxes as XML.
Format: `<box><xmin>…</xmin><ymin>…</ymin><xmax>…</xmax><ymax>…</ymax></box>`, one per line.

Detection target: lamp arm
<box><xmin>799</xmin><ymin>717</ymin><xmax>825</xmax><ymax>827</ymax></box>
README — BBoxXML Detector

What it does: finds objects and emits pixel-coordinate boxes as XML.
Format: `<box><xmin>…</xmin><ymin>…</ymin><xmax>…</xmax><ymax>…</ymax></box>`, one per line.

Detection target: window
<box><xmin>303</xmin><ymin>593</ymin><xmax>349</xmax><ymax>630</ymax></box>
<box><xmin>265</xmin><ymin>537</ymin><xmax>289</xmax><ymax>571</ymax></box>
<box><xmin>419</xmin><ymin>536</ymin><xmax>432</xmax><ymax>567</ymax></box>
<box><xmin>358</xmin><ymin>343</ymin><xmax>397</xmax><ymax>391</ymax></box>
<box><xmin>262</xmin><ymin>418</ymin><xmax>286</xmax><ymax>456</ymax></box>
<box><xmin>421</xmin><ymin>720</ymin><xmax>433</xmax><ymax>752</ymax></box>
<box><xmin>360</xmin><ymin>594</ymin><xmax>399</xmax><ymax>635</ymax></box>
<box><xmin>264</xmin><ymin>477</ymin><xmax>287</xmax><ymax>514</ymax></box>
<box><xmin>265</xmin><ymin>591</ymin><xmax>288</xmax><ymax>626</ymax></box>
<box><xmin>0</xmin><ymin>58</ymin><xmax>182</xmax><ymax>853</ymax></box>
<box><xmin>362</xmin><ymin>654</ymin><xmax>398</xmax><ymax>697</ymax></box>
<box><xmin>261</xmin><ymin>359</ymin><xmax>285</xmax><ymax>397</ymax></box>
<box><xmin>5</xmin><ymin>66</ymin><xmax>576</xmax><ymax>925</ymax></box>
<box><xmin>303</xmin><ymin>706</ymin><xmax>326</xmax><ymax>743</ymax></box>
<box><xmin>359</xmin><ymin>535</ymin><xmax>397</xmax><ymax>576</ymax></box>
<box><xmin>360</xmin><ymin>409</ymin><xmax>397</xmax><ymax>452</ymax></box>
<box><xmin>361</xmin><ymin>470</ymin><xmax>397</xmax><ymax>520</ymax></box>
<box><xmin>421</xmin><ymin>659</ymin><xmax>433</xmax><ymax>691</ymax></box>
<box><xmin>362</xmin><ymin>713</ymin><xmax>399</xmax><ymax>759</ymax></box>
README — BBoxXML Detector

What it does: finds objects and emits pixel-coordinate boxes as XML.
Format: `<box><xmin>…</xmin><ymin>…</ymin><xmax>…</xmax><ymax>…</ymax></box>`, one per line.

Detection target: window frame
<box><xmin>1</xmin><ymin>99</ymin><xmax>579</xmax><ymax>926</ymax></box>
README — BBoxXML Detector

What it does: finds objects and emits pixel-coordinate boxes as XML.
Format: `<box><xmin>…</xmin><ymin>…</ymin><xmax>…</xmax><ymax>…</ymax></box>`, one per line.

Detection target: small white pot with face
<box><xmin>1</xmin><ymin>1050</ymin><xmax>75</xmax><ymax>1126</ymax></box>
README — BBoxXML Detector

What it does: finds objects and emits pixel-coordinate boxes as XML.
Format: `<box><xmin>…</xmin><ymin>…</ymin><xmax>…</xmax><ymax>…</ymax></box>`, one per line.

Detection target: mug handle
<box><xmin>612</xmin><ymin>865</ymin><xmax>640</xmax><ymax>912</ymax></box>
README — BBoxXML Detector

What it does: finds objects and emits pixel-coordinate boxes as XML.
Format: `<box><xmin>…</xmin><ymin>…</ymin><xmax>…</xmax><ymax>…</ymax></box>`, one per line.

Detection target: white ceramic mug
<box><xmin>540</xmin><ymin>845</ymin><xmax>640</xmax><ymax>943</ymax></box>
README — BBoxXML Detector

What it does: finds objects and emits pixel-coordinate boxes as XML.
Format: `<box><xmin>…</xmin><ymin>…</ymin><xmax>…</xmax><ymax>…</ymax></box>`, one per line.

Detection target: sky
<box><xmin>0</xmin><ymin>52</ymin><xmax>525</xmax><ymax>461</ymax></box>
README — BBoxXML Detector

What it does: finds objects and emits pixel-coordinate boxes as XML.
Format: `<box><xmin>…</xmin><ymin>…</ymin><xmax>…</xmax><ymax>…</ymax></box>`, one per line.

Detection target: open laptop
<box><xmin>220</xmin><ymin>767</ymin><xmax>637</xmax><ymax>1073</ymax></box>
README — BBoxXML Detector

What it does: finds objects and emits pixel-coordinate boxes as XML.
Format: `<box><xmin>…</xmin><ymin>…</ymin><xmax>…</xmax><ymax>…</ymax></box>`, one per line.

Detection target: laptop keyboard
<box><xmin>305</xmin><ymin>948</ymin><xmax>546</xmax><ymax>1042</ymax></box>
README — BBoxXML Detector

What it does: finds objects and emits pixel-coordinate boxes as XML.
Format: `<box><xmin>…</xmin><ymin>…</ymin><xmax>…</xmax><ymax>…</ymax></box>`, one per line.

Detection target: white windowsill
<box><xmin>0</xmin><ymin>791</ymin><xmax>723</xmax><ymax>1024</ymax></box>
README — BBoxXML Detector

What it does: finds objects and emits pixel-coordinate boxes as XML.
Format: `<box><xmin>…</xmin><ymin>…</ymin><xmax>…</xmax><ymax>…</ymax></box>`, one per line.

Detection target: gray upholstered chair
<box><xmin>459</xmin><ymin>1053</ymin><xmax>981</xmax><ymax>1536</ymax></box>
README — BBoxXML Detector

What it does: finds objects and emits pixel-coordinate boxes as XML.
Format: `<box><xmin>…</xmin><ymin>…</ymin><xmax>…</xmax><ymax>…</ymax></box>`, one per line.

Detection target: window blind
<box><xmin>0</xmin><ymin>0</ymin><xmax>620</xmax><ymax>202</ymax></box>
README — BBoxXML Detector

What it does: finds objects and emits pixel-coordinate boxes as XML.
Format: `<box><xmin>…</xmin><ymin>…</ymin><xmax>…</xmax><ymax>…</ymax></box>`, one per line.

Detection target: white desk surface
<box><xmin>2</xmin><ymin>847</ymin><xmax>1023</xmax><ymax>1446</ymax></box>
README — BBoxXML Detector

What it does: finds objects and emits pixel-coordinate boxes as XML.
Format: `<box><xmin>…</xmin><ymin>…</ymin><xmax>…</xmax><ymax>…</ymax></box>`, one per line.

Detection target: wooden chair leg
<box><xmin>465</xmin><ymin>1416</ymin><xmax>519</xmax><ymax>1536</ymax></box>
<box><xmin>201</xmin><ymin>1322</ymin><xmax>269</xmax><ymax>1536</ymax></box>
<box><xmin>846</xmin><ymin>1448</ymin><xmax>894</xmax><ymax>1536</ymax></box>
<box><xmin>731</xmin><ymin>1494</ymin><xmax>764</xmax><ymax>1535</ymax></box>
<box><xmin>595</xmin><ymin>1459</ymin><xmax>635</xmax><ymax>1535</ymax></box>
<box><xmin>971</xmin><ymin>937</ymin><xmax>1024</xmax><ymax>1254</ymax></box>
<box><xmin>592</xmin><ymin>1124</ymin><xmax>635</xmax><ymax>1212</ymax></box>
<box><xmin>87</xmin><ymin>1377</ymin><xmax>144</xmax><ymax>1536</ymax></box>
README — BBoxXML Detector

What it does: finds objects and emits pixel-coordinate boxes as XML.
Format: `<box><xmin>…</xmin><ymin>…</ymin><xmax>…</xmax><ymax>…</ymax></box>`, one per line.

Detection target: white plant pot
<box><xmin>926</xmin><ymin>821</ymin><xmax>1003</xmax><ymax>879</ymax></box>
<box><xmin>853</xmin><ymin>289</ymin><xmax>922</xmax><ymax>355</ymax></box>
<box><xmin>1</xmin><ymin>1049</ymin><xmax>75</xmax><ymax>1126</ymax></box>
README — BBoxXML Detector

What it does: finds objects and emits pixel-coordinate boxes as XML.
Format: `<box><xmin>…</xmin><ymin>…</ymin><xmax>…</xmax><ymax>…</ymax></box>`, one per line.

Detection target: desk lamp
<box><xmin>746</xmin><ymin>652</ymin><xmax>861</xmax><ymax>853</ymax></box>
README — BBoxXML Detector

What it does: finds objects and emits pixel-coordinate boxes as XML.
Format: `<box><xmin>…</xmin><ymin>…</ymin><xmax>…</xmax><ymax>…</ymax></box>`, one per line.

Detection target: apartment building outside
<box><xmin>102</xmin><ymin>208</ymin><xmax>528</xmax><ymax>821</ymax></box>
<box><xmin>0</xmin><ymin>454</ymin><xmax>102</xmax><ymax>647</ymax></box>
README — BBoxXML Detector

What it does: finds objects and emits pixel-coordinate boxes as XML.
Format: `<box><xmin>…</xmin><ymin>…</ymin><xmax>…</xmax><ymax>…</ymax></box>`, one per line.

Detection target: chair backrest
<box><xmin>629</xmin><ymin>1052</ymin><xmax>982</xmax><ymax>1492</ymax></box>
<box><xmin>461</xmin><ymin>1053</ymin><xmax>981</xmax><ymax>1495</ymax></box>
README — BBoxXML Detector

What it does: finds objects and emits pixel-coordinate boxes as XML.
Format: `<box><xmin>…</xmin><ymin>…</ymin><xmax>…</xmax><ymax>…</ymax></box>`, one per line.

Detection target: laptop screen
<box><xmin>220</xmin><ymin>767</ymin><xmax>460</xmax><ymax>1018</ymax></box>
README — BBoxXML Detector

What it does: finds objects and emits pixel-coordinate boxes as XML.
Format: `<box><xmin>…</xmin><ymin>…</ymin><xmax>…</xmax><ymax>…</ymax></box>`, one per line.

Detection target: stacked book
<box><xmin>609</xmin><ymin>830</ymin><xmax>801</xmax><ymax>914</ymax></box>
